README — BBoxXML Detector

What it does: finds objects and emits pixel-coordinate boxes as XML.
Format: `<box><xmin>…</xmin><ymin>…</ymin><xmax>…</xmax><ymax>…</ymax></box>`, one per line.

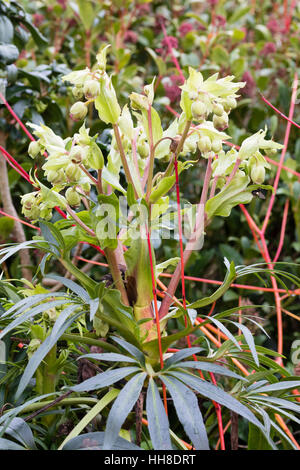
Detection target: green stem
<box><xmin>61</xmin><ymin>333</ymin><xmax>120</xmax><ymax>352</ymax></box>
<box><xmin>21</xmin><ymin>398</ymin><xmax>99</xmax><ymax>415</ymax></box>
<box><xmin>104</xmin><ymin>247</ymin><xmax>129</xmax><ymax>306</ymax></box>
<box><xmin>41</xmin><ymin>344</ymin><xmax>57</xmax><ymax>426</ymax></box>
<box><xmin>145</xmin><ymin>106</ymin><xmax>155</xmax><ymax>202</ymax></box>
<box><xmin>112</xmin><ymin>124</ymin><xmax>138</xmax><ymax>198</ymax></box>
<box><xmin>59</xmin><ymin>256</ymin><xmax>97</xmax><ymax>295</ymax></box>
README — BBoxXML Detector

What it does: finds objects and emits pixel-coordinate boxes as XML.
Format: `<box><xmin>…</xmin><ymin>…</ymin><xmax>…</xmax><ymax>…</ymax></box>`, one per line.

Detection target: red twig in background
<box><xmin>273</xmin><ymin>199</ymin><xmax>289</xmax><ymax>263</ymax></box>
<box><xmin>0</xmin><ymin>146</ymin><xmax>32</xmax><ymax>183</ymax></box>
<box><xmin>259</xmin><ymin>92</ymin><xmax>300</xmax><ymax>130</ymax></box>
<box><xmin>0</xmin><ymin>92</ymin><xmax>35</xmax><ymax>142</ymax></box>
<box><xmin>160</xmin><ymin>20</ymin><xmax>185</xmax><ymax>83</ymax></box>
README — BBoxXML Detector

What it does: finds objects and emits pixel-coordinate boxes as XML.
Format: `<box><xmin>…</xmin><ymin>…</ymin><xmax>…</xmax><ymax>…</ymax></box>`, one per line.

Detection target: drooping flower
<box><xmin>179</xmin><ymin>22</ymin><xmax>194</xmax><ymax>37</ymax></box>
<box><xmin>124</xmin><ymin>30</ymin><xmax>138</xmax><ymax>44</ymax></box>
<box><xmin>259</xmin><ymin>42</ymin><xmax>276</xmax><ymax>57</ymax></box>
<box><xmin>241</xmin><ymin>71</ymin><xmax>255</xmax><ymax>98</ymax></box>
<box><xmin>163</xmin><ymin>75</ymin><xmax>184</xmax><ymax>102</ymax></box>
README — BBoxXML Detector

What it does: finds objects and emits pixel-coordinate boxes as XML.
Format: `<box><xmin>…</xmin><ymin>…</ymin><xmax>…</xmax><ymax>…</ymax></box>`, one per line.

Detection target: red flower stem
<box><xmin>239</xmin><ymin>204</ymin><xmax>262</xmax><ymax>237</ymax></box>
<box><xmin>0</xmin><ymin>146</ymin><xmax>32</xmax><ymax>183</ymax></box>
<box><xmin>165</xmin><ymin>104</ymin><xmax>300</xmax><ymax>180</ymax></box>
<box><xmin>209</xmin><ymin>372</ymin><xmax>226</xmax><ymax>450</ymax></box>
<box><xmin>0</xmin><ymin>209</ymin><xmax>40</xmax><ymax>230</ymax></box>
<box><xmin>0</xmin><ymin>92</ymin><xmax>35</xmax><ymax>142</ymax></box>
<box><xmin>261</xmin><ymin>72</ymin><xmax>298</xmax><ymax>235</ymax></box>
<box><xmin>273</xmin><ymin>199</ymin><xmax>289</xmax><ymax>263</ymax></box>
<box><xmin>259</xmin><ymin>92</ymin><xmax>300</xmax><ymax>130</ymax></box>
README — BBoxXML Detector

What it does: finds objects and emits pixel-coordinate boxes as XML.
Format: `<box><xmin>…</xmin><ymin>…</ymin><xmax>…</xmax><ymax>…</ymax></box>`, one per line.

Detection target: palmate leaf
<box><xmin>102</xmin><ymin>372</ymin><xmax>146</xmax><ymax>450</ymax></box>
<box><xmin>169</xmin><ymin>371</ymin><xmax>263</xmax><ymax>430</ymax></box>
<box><xmin>15</xmin><ymin>305</ymin><xmax>85</xmax><ymax>399</ymax></box>
<box><xmin>146</xmin><ymin>378</ymin><xmax>172</xmax><ymax>450</ymax></box>
<box><xmin>161</xmin><ymin>375</ymin><xmax>209</xmax><ymax>450</ymax></box>
<box><xmin>70</xmin><ymin>367</ymin><xmax>141</xmax><ymax>393</ymax></box>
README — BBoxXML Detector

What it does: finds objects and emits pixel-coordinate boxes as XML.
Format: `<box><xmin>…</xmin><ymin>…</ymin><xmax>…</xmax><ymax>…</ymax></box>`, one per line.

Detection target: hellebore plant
<box><xmin>1</xmin><ymin>45</ymin><xmax>300</xmax><ymax>450</ymax></box>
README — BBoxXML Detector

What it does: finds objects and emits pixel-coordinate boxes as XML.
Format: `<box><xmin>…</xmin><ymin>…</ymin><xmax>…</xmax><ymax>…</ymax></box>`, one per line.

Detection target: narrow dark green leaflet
<box><xmin>0</xmin><ymin>299</ymin><xmax>71</xmax><ymax>339</ymax></box>
<box><xmin>188</xmin><ymin>261</ymin><xmax>236</xmax><ymax>309</ymax></box>
<box><xmin>164</xmin><ymin>347</ymin><xmax>204</xmax><ymax>367</ymax></box>
<box><xmin>161</xmin><ymin>375</ymin><xmax>209</xmax><ymax>450</ymax></box>
<box><xmin>79</xmin><ymin>353</ymin><xmax>138</xmax><ymax>364</ymax></box>
<box><xmin>146</xmin><ymin>378</ymin><xmax>172</xmax><ymax>450</ymax></box>
<box><xmin>232</xmin><ymin>321</ymin><xmax>259</xmax><ymax>366</ymax></box>
<box><xmin>102</xmin><ymin>372</ymin><xmax>146</xmax><ymax>450</ymax></box>
<box><xmin>249</xmin><ymin>381</ymin><xmax>300</xmax><ymax>394</ymax></box>
<box><xmin>46</xmin><ymin>274</ymin><xmax>90</xmax><ymax>302</ymax></box>
<box><xmin>171</xmin><ymin>371</ymin><xmax>263</xmax><ymax>430</ymax></box>
<box><xmin>15</xmin><ymin>305</ymin><xmax>85</xmax><ymax>399</ymax></box>
<box><xmin>171</xmin><ymin>361</ymin><xmax>245</xmax><ymax>380</ymax></box>
<box><xmin>111</xmin><ymin>335</ymin><xmax>145</xmax><ymax>365</ymax></box>
<box><xmin>70</xmin><ymin>367</ymin><xmax>141</xmax><ymax>393</ymax></box>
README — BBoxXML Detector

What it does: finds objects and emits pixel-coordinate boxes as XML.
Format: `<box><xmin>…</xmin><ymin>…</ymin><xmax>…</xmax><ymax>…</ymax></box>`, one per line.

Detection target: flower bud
<box><xmin>43</xmin><ymin>307</ymin><xmax>58</xmax><ymax>322</ymax></box>
<box><xmin>81</xmin><ymin>182</ymin><xmax>91</xmax><ymax>194</ymax></box>
<box><xmin>65</xmin><ymin>163</ymin><xmax>82</xmax><ymax>181</ymax></box>
<box><xmin>213</xmin><ymin>112</ymin><xmax>228</xmax><ymax>130</ymax></box>
<box><xmin>212</xmin><ymin>102</ymin><xmax>224</xmax><ymax>116</ymax></box>
<box><xmin>223</xmin><ymin>96</ymin><xmax>237</xmax><ymax>112</ymax></box>
<box><xmin>46</xmin><ymin>168</ymin><xmax>66</xmax><ymax>185</ymax></box>
<box><xmin>197</xmin><ymin>135</ymin><xmax>211</xmax><ymax>153</ymax></box>
<box><xmin>23</xmin><ymin>205</ymin><xmax>40</xmax><ymax>221</ymax></box>
<box><xmin>69</xmin><ymin>146</ymin><xmax>84</xmax><ymax>164</ymax></box>
<box><xmin>28</xmin><ymin>140</ymin><xmax>41</xmax><ymax>159</ymax></box>
<box><xmin>72</xmin><ymin>86</ymin><xmax>84</xmax><ymax>100</ymax></box>
<box><xmin>191</xmin><ymin>100</ymin><xmax>207</xmax><ymax>120</ymax></box>
<box><xmin>137</xmin><ymin>139</ymin><xmax>149</xmax><ymax>159</ymax></box>
<box><xmin>119</xmin><ymin>105</ymin><xmax>134</xmax><ymax>140</ymax></box>
<box><xmin>27</xmin><ymin>338</ymin><xmax>41</xmax><ymax>358</ymax></box>
<box><xmin>21</xmin><ymin>192</ymin><xmax>37</xmax><ymax>210</ymax></box>
<box><xmin>211</xmin><ymin>139</ymin><xmax>223</xmax><ymax>153</ymax></box>
<box><xmin>83</xmin><ymin>79</ymin><xmax>100</xmax><ymax>99</ymax></box>
<box><xmin>65</xmin><ymin>187</ymin><xmax>81</xmax><ymax>206</ymax></box>
<box><xmin>129</xmin><ymin>92</ymin><xmax>149</xmax><ymax>111</ymax></box>
<box><xmin>184</xmin><ymin>139</ymin><xmax>197</xmax><ymax>154</ymax></box>
<box><xmin>70</xmin><ymin>101</ymin><xmax>88</xmax><ymax>121</ymax></box>
<box><xmin>251</xmin><ymin>164</ymin><xmax>265</xmax><ymax>184</ymax></box>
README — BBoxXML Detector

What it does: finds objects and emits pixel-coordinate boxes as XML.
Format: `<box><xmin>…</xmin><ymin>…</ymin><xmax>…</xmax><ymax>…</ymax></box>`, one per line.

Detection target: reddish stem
<box><xmin>273</xmin><ymin>199</ymin><xmax>289</xmax><ymax>263</ymax></box>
